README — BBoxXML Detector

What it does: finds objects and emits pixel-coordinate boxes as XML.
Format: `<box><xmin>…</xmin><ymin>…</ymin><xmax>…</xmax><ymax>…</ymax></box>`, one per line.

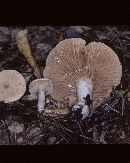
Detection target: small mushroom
<box><xmin>43</xmin><ymin>38</ymin><xmax>122</xmax><ymax>119</ymax></box>
<box><xmin>8</xmin><ymin>122</ymin><xmax>24</xmax><ymax>134</ymax></box>
<box><xmin>0</xmin><ymin>70</ymin><xmax>26</xmax><ymax>103</ymax></box>
<box><xmin>29</xmin><ymin>78</ymin><xmax>53</xmax><ymax>113</ymax></box>
<box><xmin>8</xmin><ymin>121</ymin><xmax>24</xmax><ymax>143</ymax></box>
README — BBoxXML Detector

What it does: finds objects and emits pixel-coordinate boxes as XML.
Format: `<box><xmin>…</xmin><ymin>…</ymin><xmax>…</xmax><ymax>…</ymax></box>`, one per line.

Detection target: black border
<box><xmin>0</xmin><ymin>0</ymin><xmax>130</xmax><ymax>25</ymax></box>
<box><xmin>0</xmin><ymin>145</ymin><xmax>130</xmax><ymax>162</ymax></box>
<box><xmin>0</xmin><ymin>1</ymin><xmax>130</xmax><ymax>162</ymax></box>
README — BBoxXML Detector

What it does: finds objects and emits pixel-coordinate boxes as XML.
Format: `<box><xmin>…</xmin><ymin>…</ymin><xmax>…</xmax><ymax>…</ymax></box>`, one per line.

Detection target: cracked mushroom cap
<box><xmin>29</xmin><ymin>78</ymin><xmax>53</xmax><ymax>94</ymax></box>
<box><xmin>0</xmin><ymin>70</ymin><xmax>26</xmax><ymax>103</ymax></box>
<box><xmin>43</xmin><ymin>38</ymin><xmax>122</xmax><ymax>108</ymax></box>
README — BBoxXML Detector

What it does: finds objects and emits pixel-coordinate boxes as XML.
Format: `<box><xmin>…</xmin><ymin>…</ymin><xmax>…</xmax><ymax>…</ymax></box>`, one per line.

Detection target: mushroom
<box><xmin>8</xmin><ymin>121</ymin><xmax>24</xmax><ymax>143</ymax></box>
<box><xmin>16</xmin><ymin>29</ymin><xmax>41</xmax><ymax>79</ymax></box>
<box><xmin>43</xmin><ymin>38</ymin><xmax>122</xmax><ymax>119</ymax></box>
<box><xmin>0</xmin><ymin>70</ymin><xmax>26</xmax><ymax>103</ymax></box>
<box><xmin>8</xmin><ymin>122</ymin><xmax>24</xmax><ymax>134</ymax></box>
<box><xmin>29</xmin><ymin>78</ymin><xmax>53</xmax><ymax>113</ymax></box>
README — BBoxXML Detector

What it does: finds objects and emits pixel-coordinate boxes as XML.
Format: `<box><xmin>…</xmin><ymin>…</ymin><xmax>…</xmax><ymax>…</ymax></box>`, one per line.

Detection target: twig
<box><xmin>77</xmin><ymin>121</ymin><xmax>86</xmax><ymax>142</ymax></box>
<box><xmin>55</xmin><ymin>138</ymin><xmax>64</xmax><ymax>144</ymax></box>
<box><xmin>56</xmin><ymin>130</ymin><xmax>70</xmax><ymax>144</ymax></box>
<box><xmin>105</xmin><ymin>104</ymin><xmax>120</xmax><ymax>114</ymax></box>
<box><xmin>108</xmin><ymin>35</ymin><xmax>116</xmax><ymax>44</ymax></box>
<box><xmin>93</xmin><ymin>126</ymin><xmax>100</xmax><ymax>144</ymax></box>
<box><xmin>121</xmin><ymin>95</ymin><xmax>125</xmax><ymax>116</ymax></box>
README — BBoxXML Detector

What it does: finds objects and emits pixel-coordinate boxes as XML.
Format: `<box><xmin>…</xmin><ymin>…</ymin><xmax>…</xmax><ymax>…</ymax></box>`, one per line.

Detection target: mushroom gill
<box><xmin>43</xmin><ymin>38</ymin><xmax>122</xmax><ymax>117</ymax></box>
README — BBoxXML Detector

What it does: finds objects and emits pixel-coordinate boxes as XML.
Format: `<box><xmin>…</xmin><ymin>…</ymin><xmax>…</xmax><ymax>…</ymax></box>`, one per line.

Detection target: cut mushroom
<box><xmin>16</xmin><ymin>29</ymin><xmax>41</xmax><ymax>79</ymax></box>
<box><xmin>43</xmin><ymin>38</ymin><xmax>122</xmax><ymax>119</ymax></box>
<box><xmin>0</xmin><ymin>70</ymin><xmax>26</xmax><ymax>103</ymax></box>
<box><xmin>29</xmin><ymin>78</ymin><xmax>53</xmax><ymax>113</ymax></box>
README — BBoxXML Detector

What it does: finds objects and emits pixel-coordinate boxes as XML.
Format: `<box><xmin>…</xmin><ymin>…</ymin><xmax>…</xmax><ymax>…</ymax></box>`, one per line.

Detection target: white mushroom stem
<box><xmin>29</xmin><ymin>78</ymin><xmax>53</xmax><ymax>114</ymax></box>
<box><xmin>37</xmin><ymin>89</ymin><xmax>45</xmax><ymax>113</ymax></box>
<box><xmin>72</xmin><ymin>79</ymin><xmax>93</xmax><ymax>119</ymax></box>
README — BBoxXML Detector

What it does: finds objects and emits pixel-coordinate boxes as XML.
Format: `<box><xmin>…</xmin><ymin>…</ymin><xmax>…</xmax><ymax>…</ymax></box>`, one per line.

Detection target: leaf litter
<box><xmin>0</xmin><ymin>26</ymin><xmax>130</xmax><ymax>144</ymax></box>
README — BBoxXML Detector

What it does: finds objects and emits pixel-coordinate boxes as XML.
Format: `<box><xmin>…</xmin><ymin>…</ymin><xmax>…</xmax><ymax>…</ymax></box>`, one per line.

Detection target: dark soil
<box><xmin>0</xmin><ymin>26</ymin><xmax>130</xmax><ymax>144</ymax></box>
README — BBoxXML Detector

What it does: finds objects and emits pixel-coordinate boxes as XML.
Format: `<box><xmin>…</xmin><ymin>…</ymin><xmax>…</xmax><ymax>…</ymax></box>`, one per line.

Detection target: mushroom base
<box><xmin>77</xmin><ymin>79</ymin><xmax>92</xmax><ymax>102</ymax></box>
<box><xmin>72</xmin><ymin>79</ymin><xmax>93</xmax><ymax>119</ymax></box>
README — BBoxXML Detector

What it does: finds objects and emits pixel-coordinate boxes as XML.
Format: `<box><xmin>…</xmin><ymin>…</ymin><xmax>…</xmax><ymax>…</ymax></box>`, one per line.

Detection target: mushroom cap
<box><xmin>43</xmin><ymin>38</ymin><xmax>122</xmax><ymax>108</ymax></box>
<box><xmin>0</xmin><ymin>70</ymin><xmax>26</xmax><ymax>103</ymax></box>
<box><xmin>29</xmin><ymin>78</ymin><xmax>53</xmax><ymax>94</ymax></box>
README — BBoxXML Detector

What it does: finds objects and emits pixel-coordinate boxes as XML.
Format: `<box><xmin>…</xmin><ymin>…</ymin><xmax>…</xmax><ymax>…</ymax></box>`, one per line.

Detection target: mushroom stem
<box><xmin>72</xmin><ymin>79</ymin><xmax>93</xmax><ymax>119</ymax></box>
<box><xmin>37</xmin><ymin>89</ymin><xmax>45</xmax><ymax>113</ymax></box>
<box><xmin>77</xmin><ymin>80</ymin><xmax>92</xmax><ymax>103</ymax></box>
<box><xmin>16</xmin><ymin>29</ymin><xmax>41</xmax><ymax>79</ymax></box>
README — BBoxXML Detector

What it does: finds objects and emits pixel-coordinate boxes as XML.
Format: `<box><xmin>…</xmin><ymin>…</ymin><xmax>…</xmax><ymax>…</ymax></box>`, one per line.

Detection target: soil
<box><xmin>0</xmin><ymin>26</ymin><xmax>130</xmax><ymax>144</ymax></box>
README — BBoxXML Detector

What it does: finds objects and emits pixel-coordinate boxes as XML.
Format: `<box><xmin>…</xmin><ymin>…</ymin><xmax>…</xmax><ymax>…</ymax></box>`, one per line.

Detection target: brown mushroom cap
<box><xmin>43</xmin><ymin>38</ymin><xmax>122</xmax><ymax>108</ymax></box>
<box><xmin>0</xmin><ymin>70</ymin><xmax>26</xmax><ymax>103</ymax></box>
<box><xmin>29</xmin><ymin>78</ymin><xmax>53</xmax><ymax>94</ymax></box>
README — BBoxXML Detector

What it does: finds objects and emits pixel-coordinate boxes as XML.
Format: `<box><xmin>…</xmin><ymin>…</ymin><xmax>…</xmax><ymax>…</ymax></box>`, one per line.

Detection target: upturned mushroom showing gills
<box><xmin>0</xmin><ymin>70</ymin><xmax>26</xmax><ymax>103</ymax></box>
<box><xmin>43</xmin><ymin>38</ymin><xmax>122</xmax><ymax>120</ymax></box>
<box><xmin>29</xmin><ymin>78</ymin><xmax>53</xmax><ymax>113</ymax></box>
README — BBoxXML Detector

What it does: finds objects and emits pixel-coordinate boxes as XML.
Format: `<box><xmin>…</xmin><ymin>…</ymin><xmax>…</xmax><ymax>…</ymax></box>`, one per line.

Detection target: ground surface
<box><xmin>0</xmin><ymin>26</ymin><xmax>130</xmax><ymax>144</ymax></box>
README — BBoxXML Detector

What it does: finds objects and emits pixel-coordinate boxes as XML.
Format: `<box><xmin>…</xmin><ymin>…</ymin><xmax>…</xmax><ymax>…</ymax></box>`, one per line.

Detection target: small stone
<box><xmin>46</xmin><ymin>137</ymin><xmax>56</xmax><ymax>144</ymax></box>
<box><xmin>17</xmin><ymin>137</ymin><xmax>23</xmax><ymax>143</ymax></box>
